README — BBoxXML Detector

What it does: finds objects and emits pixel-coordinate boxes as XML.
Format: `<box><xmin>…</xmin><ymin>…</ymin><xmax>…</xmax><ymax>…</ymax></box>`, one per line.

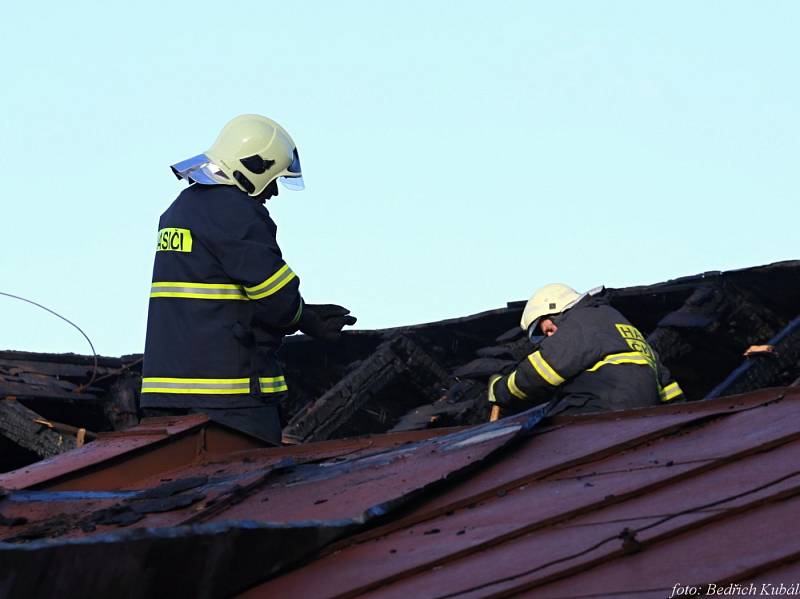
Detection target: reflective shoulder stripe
<box><xmin>245</xmin><ymin>265</ymin><xmax>298</xmax><ymax>300</ymax></box>
<box><xmin>150</xmin><ymin>282</ymin><xmax>247</xmax><ymax>300</ymax></box>
<box><xmin>660</xmin><ymin>381</ymin><xmax>683</xmax><ymax>402</ymax></box>
<box><xmin>586</xmin><ymin>351</ymin><xmax>651</xmax><ymax>372</ymax></box>
<box><xmin>507</xmin><ymin>371</ymin><xmax>527</xmax><ymax>399</ymax></box>
<box><xmin>259</xmin><ymin>376</ymin><xmax>288</xmax><ymax>394</ymax></box>
<box><xmin>527</xmin><ymin>350</ymin><xmax>566</xmax><ymax>387</ymax></box>
<box><xmin>141</xmin><ymin>377</ymin><xmax>250</xmax><ymax>394</ymax></box>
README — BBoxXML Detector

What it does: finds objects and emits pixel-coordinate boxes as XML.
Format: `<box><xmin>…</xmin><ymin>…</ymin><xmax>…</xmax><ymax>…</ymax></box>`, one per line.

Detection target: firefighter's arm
<box><xmin>490</xmin><ymin>319</ymin><xmax>605</xmax><ymax>407</ymax></box>
<box><xmin>210</xmin><ymin>215</ymin><xmax>303</xmax><ymax>331</ymax></box>
<box><xmin>653</xmin><ymin>348</ymin><xmax>686</xmax><ymax>403</ymax></box>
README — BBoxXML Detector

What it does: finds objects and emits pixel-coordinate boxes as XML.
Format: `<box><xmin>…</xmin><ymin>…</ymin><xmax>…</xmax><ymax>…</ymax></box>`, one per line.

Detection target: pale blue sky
<box><xmin>1</xmin><ymin>1</ymin><xmax>797</xmax><ymax>356</ymax></box>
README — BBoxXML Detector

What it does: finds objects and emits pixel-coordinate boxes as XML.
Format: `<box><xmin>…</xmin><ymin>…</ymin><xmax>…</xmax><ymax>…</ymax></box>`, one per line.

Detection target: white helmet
<box><xmin>520</xmin><ymin>284</ymin><xmax>582</xmax><ymax>336</ymax></box>
<box><xmin>170</xmin><ymin>114</ymin><xmax>304</xmax><ymax>197</ymax></box>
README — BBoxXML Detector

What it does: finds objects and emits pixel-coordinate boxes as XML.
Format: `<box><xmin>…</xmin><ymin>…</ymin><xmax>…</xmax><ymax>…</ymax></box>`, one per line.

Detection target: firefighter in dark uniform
<box><xmin>142</xmin><ymin>114</ymin><xmax>355</xmax><ymax>444</ymax></box>
<box><xmin>489</xmin><ymin>284</ymin><xmax>684</xmax><ymax>416</ymax></box>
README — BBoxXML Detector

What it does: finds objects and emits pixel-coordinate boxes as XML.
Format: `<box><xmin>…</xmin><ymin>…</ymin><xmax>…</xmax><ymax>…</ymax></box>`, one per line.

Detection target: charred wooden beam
<box><xmin>283</xmin><ymin>335</ymin><xmax>449</xmax><ymax>443</ymax></box>
<box><xmin>102</xmin><ymin>372</ymin><xmax>140</xmax><ymax>431</ymax></box>
<box><xmin>0</xmin><ymin>399</ymin><xmax>77</xmax><ymax>459</ymax></box>
<box><xmin>0</xmin><ymin>353</ymin><xmax>143</xmax><ymax>433</ymax></box>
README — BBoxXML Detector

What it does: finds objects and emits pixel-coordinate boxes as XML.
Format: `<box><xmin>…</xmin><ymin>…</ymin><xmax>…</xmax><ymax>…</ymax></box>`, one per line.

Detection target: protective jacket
<box><xmin>141</xmin><ymin>184</ymin><xmax>303</xmax><ymax>409</ymax></box>
<box><xmin>491</xmin><ymin>293</ymin><xmax>684</xmax><ymax>414</ymax></box>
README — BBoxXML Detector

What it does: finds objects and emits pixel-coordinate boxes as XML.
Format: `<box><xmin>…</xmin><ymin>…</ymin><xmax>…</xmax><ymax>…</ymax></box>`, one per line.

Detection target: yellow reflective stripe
<box><xmin>488</xmin><ymin>377</ymin><xmax>499</xmax><ymax>404</ymax></box>
<box><xmin>150</xmin><ymin>292</ymin><xmax>249</xmax><ymax>300</ymax></box>
<box><xmin>660</xmin><ymin>382</ymin><xmax>683</xmax><ymax>402</ymax></box>
<box><xmin>245</xmin><ymin>265</ymin><xmax>298</xmax><ymax>300</ymax></box>
<box><xmin>149</xmin><ymin>274</ymin><xmax>298</xmax><ymax>301</ymax></box>
<box><xmin>586</xmin><ymin>351</ymin><xmax>651</xmax><ymax>372</ymax></box>
<box><xmin>527</xmin><ymin>351</ymin><xmax>565</xmax><ymax>386</ymax></box>
<box><xmin>260</xmin><ymin>385</ymin><xmax>288</xmax><ymax>393</ymax></box>
<box><xmin>247</xmin><ymin>264</ymin><xmax>290</xmax><ymax>293</ymax></box>
<box><xmin>507</xmin><ymin>371</ymin><xmax>527</xmax><ymax>399</ymax></box>
<box><xmin>141</xmin><ymin>375</ymin><xmax>293</xmax><ymax>395</ymax></box>
<box><xmin>141</xmin><ymin>388</ymin><xmax>250</xmax><ymax>395</ymax></box>
<box><xmin>151</xmin><ymin>282</ymin><xmax>242</xmax><ymax>289</ymax></box>
<box><xmin>144</xmin><ymin>377</ymin><xmax>250</xmax><ymax>384</ymax></box>
<box><xmin>258</xmin><ymin>376</ymin><xmax>288</xmax><ymax>394</ymax></box>
<box><xmin>150</xmin><ymin>282</ymin><xmax>247</xmax><ymax>300</ymax></box>
<box><xmin>141</xmin><ymin>377</ymin><xmax>251</xmax><ymax>394</ymax></box>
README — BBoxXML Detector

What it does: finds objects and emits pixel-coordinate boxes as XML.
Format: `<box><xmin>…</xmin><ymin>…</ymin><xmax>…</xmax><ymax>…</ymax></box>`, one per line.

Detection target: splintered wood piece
<box><xmin>744</xmin><ymin>344</ymin><xmax>776</xmax><ymax>357</ymax></box>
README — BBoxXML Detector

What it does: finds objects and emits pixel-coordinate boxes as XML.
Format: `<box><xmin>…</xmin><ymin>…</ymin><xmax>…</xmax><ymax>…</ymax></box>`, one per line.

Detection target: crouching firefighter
<box><xmin>141</xmin><ymin>114</ymin><xmax>356</xmax><ymax>445</ymax></box>
<box><xmin>488</xmin><ymin>284</ymin><xmax>684</xmax><ymax>418</ymax></box>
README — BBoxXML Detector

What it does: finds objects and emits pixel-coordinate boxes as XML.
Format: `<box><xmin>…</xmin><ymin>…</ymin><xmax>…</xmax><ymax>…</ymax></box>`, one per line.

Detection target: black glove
<box><xmin>298</xmin><ymin>303</ymin><xmax>357</xmax><ymax>341</ymax></box>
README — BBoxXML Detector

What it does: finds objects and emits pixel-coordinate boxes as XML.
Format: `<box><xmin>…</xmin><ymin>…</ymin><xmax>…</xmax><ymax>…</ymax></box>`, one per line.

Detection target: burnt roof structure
<box><xmin>1</xmin><ymin>260</ymin><xmax>799</xmax><ymax>470</ymax></box>
<box><xmin>1</xmin><ymin>260</ymin><xmax>799</xmax><ymax>597</ymax></box>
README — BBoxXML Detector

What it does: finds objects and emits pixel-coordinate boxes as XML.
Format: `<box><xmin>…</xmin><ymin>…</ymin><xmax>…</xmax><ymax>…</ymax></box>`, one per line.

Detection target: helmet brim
<box><xmin>170</xmin><ymin>153</ymin><xmax>230</xmax><ymax>185</ymax></box>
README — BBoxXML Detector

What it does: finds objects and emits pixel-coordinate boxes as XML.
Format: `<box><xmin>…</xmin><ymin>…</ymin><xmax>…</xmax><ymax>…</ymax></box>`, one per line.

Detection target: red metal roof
<box><xmin>2</xmin><ymin>388</ymin><xmax>799</xmax><ymax>598</ymax></box>
<box><xmin>242</xmin><ymin>387</ymin><xmax>800</xmax><ymax>598</ymax></box>
<box><xmin>0</xmin><ymin>409</ymin><xmax>542</xmax><ymax>598</ymax></box>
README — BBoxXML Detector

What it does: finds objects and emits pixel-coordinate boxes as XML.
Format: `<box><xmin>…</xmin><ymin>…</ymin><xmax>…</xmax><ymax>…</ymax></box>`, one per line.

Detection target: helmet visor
<box><xmin>170</xmin><ymin>154</ymin><xmax>230</xmax><ymax>185</ymax></box>
<box><xmin>278</xmin><ymin>148</ymin><xmax>304</xmax><ymax>191</ymax></box>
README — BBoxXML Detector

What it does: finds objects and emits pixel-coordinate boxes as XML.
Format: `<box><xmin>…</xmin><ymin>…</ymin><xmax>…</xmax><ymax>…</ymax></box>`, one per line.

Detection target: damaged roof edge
<box><xmin>0</xmin><ymin>407</ymin><xmax>549</xmax><ymax>599</ymax></box>
<box><xmin>0</xmin><ymin>415</ymin><xmax>265</xmax><ymax>491</ymax></box>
